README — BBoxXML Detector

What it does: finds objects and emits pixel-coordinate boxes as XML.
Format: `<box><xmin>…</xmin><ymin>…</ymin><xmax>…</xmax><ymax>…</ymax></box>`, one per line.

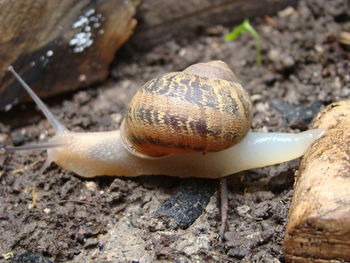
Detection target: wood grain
<box><xmin>284</xmin><ymin>100</ymin><xmax>350</xmax><ymax>262</ymax></box>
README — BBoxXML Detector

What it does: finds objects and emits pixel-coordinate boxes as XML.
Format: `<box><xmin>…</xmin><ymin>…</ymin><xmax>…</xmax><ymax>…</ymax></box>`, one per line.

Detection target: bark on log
<box><xmin>0</xmin><ymin>0</ymin><xmax>138</xmax><ymax>110</ymax></box>
<box><xmin>130</xmin><ymin>0</ymin><xmax>297</xmax><ymax>50</ymax></box>
<box><xmin>284</xmin><ymin>101</ymin><xmax>350</xmax><ymax>262</ymax></box>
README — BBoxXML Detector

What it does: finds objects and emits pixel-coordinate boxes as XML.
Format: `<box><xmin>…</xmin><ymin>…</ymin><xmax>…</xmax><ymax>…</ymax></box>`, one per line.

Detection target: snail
<box><xmin>4</xmin><ymin>61</ymin><xmax>324</xmax><ymax>237</ymax></box>
<box><xmin>4</xmin><ymin>61</ymin><xmax>323</xmax><ymax>177</ymax></box>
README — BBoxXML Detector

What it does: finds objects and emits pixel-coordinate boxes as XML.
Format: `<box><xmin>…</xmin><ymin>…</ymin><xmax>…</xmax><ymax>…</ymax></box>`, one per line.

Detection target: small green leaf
<box><xmin>225</xmin><ymin>19</ymin><xmax>262</xmax><ymax>65</ymax></box>
<box><xmin>224</xmin><ymin>23</ymin><xmax>246</xmax><ymax>41</ymax></box>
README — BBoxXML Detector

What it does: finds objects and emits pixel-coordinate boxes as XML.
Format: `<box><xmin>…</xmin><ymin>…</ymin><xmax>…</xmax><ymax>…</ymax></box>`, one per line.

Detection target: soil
<box><xmin>0</xmin><ymin>0</ymin><xmax>349</xmax><ymax>262</ymax></box>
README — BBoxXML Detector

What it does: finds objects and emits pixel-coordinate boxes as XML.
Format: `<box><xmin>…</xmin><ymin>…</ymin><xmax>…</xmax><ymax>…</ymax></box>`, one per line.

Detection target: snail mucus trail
<box><xmin>4</xmin><ymin>62</ymin><xmax>324</xmax><ymax>237</ymax></box>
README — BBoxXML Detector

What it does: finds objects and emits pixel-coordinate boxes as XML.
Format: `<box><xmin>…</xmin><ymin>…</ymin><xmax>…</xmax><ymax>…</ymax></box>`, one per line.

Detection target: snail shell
<box><xmin>121</xmin><ymin>61</ymin><xmax>252</xmax><ymax>158</ymax></box>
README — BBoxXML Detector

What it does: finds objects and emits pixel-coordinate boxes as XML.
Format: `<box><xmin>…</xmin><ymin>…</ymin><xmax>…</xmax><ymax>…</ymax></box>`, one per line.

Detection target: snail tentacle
<box><xmin>4</xmin><ymin>142</ymin><xmax>66</xmax><ymax>151</ymax></box>
<box><xmin>8</xmin><ymin>66</ymin><xmax>68</xmax><ymax>134</ymax></box>
<box><xmin>6</xmin><ymin>66</ymin><xmax>70</xmax><ymax>173</ymax></box>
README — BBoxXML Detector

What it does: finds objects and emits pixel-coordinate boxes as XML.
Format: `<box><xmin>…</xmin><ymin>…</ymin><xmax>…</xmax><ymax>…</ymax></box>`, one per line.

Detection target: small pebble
<box><xmin>84</xmin><ymin>238</ymin><xmax>99</xmax><ymax>249</ymax></box>
<box><xmin>111</xmin><ymin>113</ymin><xmax>123</xmax><ymax>124</ymax></box>
<box><xmin>11</xmin><ymin>131</ymin><xmax>30</xmax><ymax>146</ymax></box>
<box><xmin>278</xmin><ymin>6</ymin><xmax>296</xmax><ymax>17</ymax></box>
<box><xmin>85</xmin><ymin>181</ymin><xmax>98</xmax><ymax>192</ymax></box>
<box><xmin>79</xmin><ymin>74</ymin><xmax>87</xmax><ymax>82</ymax></box>
<box><xmin>267</xmin><ymin>49</ymin><xmax>280</xmax><ymax>62</ymax></box>
<box><xmin>252</xmin><ymin>201</ymin><xmax>272</xmax><ymax>219</ymax></box>
<box><xmin>236</xmin><ymin>205</ymin><xmax>251</xmax><ymax>216</ymax></box>
<box><xmin>282</xmin><ymin>56</ymin><xmax>295</xmax><ymax>68</ymax></box>
<box><xmin>0</xmin><ymin>133</ymin><xmax>8</xmax><ymax>143</ymax></box>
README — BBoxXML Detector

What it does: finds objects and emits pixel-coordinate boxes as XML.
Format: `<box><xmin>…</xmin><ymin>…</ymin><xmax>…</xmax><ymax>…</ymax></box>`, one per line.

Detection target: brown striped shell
<box><xmin>120</xmin><ymin>61</ymin><xmax>252</xmax><ymax>158</ymax></box>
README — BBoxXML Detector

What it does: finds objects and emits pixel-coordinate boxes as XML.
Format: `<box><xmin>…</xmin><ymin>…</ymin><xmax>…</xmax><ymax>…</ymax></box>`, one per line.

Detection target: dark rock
<box><xmin>155</xmin><ymin>178</ymin><xmax>217</xmax><ymax>229</ymax></box>
<box><xmin>11</xmin><ymin>132</ymin><xmax>31</xmax><ymax>146</ymax></box>
<box><xmin>9</xmin><ymin>252</ymin><xmax>52</xmax><ymax>263</ymax></box>
<box><xmin>271</xmin><ymin>100</ymin><xmax>323</xmax><ymax>130</ymax></box>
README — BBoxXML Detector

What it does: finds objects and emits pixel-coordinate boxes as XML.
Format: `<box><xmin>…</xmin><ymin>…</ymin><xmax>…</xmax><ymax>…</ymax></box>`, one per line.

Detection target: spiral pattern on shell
<box><xmin>121</xmin><ymin>61</ymin><xmax>252</xmax><ymax>158</ymax></box>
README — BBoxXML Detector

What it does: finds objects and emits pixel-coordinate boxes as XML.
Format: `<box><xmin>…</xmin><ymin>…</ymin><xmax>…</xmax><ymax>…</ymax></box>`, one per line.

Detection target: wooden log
<box><xmin>0</xmin><ymin>0</ymin><xmax>296</xmax><ymax>110</ymax></box>
<box><xmin>284</xmin><ymin>101</ymin><xmax>350</xmax><ymax>262</ymax></box>
<box><xmin>0</xmin><ymin>0</ymin><xmax>138</xmax><ymax>110</ymax></box>
<box><xmin>130</xmin><ymin>0</ymin><xmax>297</xmax><ymax>50</ymax></box>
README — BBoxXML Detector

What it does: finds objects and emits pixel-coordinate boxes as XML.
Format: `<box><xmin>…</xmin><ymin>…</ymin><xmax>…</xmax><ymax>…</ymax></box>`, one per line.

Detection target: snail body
<box><xmin>5</xmin><ymin>62</ymin><xmax>324</xmax><ymax>178</ymax></box>
<box><xmin>47</xmin><ymin>129</ymin><xmax>323</xmax><ymax>178</ymax></box>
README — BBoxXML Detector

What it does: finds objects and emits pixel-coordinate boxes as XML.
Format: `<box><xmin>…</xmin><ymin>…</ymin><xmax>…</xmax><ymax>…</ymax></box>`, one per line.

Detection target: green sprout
<box><xmin>225</xmin><ymin>19</ymin><xmax>262</xmax><ymax>65</ymax></box>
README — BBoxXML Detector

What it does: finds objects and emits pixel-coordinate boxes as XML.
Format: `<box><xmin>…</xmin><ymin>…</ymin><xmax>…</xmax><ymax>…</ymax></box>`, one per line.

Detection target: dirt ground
<box><xmin>0</xmin><ymin>0</ymin><xmax>349</xmax><ymax>262</ymax></box>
